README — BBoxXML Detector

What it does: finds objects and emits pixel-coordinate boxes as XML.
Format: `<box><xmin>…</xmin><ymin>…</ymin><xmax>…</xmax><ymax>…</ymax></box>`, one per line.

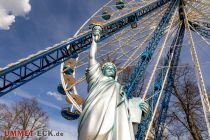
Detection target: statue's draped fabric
<box><xmin>78</xmin><ymin>63</ymin><xmax>136</xmax><ymax>140</ymax></box>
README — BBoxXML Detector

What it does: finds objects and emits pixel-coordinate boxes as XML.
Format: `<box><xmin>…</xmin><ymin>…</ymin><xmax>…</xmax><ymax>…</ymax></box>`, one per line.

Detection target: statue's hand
<box><xmin>92</xmin><ymin>34</ymin><xmax>100</xmax><ymax>42</ymax></box>
<box><xmin>139</xmin><ymin>100</ymin><xmax>149</xmax><ymax>117</ymax></box>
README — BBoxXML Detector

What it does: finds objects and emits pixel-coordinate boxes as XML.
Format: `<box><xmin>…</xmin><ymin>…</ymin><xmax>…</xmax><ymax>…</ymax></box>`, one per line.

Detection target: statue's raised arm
<box><xmin>89</xmin><ymin>37</ymin><xmax>98</xmax><ymax>68</ymax></box>
<box><xmin>89</xmin><ymin>25</ymin><xmax>103</xmax><ymax>68</ymax></box>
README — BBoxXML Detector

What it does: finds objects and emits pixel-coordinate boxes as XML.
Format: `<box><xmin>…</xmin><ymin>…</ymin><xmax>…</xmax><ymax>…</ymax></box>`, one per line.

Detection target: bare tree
<box><xmin>0</xmin><ymin>98</ymin><xmax>49</xmax><ymax>140</ymax></box>
<box><xmin>166</xmin><ymin>66</ymin><xmax>208</xmax><ymax>140</ymax></box>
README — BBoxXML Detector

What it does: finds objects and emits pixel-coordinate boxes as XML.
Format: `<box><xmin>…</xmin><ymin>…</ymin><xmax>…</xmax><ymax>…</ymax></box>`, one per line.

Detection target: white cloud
<box><xmin>47</xmin><ymin>91</ymin><xmax>63</xmax><ymax>101</ymax></box>
<box><xmin>0</xmin><ymin>0</ymin><xmax>31</xmax><ymax>30</ymax></box>
<box><xmin>13</xmin><ymin>88</ymin><xmax>61</xmax><ymax>110</ymax></box>
<box><xmin>37</xmin><ymin>98</ymin><xmax>60</xmax><ymax>110</ymax></box>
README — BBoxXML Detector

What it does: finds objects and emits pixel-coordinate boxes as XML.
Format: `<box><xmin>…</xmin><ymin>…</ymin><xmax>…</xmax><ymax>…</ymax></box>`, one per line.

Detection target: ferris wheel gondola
<box><xmin>54</xmin><ymin>0</ymin><xmax>210</xmax><ymax>138</ymax></box>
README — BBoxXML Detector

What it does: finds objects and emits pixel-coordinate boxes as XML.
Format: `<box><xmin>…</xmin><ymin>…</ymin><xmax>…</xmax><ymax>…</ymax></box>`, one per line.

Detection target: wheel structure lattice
<box><xmin>59</xmin><ymin>0</ymin><xmax>210</xmax><ymax>139</ymax></box>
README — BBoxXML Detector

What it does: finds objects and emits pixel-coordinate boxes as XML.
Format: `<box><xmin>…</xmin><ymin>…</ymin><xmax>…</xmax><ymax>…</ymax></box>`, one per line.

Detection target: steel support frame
<box><xmin>135</xmin><ymin>21</ymin><xmax>185</xmax><ymax>140</ymax></box>
<box><xmin>154</xmin><ymin>22</ymin><xmax>185</xmax><ymax>140</ymax></box>
<box><xmin>0</xmin><ymin>0</ymin><xmax>171</xmax><ymax>95</ymax></box>
<box><xmin>0</xmin><ymin>33</ymin><xmax>92</xmax><ymax>96</ymax></box>
<box><xmin>124</xmin><ymin>0</ymin><xmax>179</xmax><ymax>99</ymax></box>
<box><xmin>136</xmin><ymin>2</ymin><xmax>185</xmax><ymax>139</ymax></box>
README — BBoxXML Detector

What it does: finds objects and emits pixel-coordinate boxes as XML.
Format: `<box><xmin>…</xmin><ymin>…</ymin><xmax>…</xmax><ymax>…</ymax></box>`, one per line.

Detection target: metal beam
<box><xmin>135</xmin><ymin>21</ymin><xmax>185</xmax><ymax>140</ymax></box>
<box><xmin>0</xmin><ymin>0</ymin><xmax>171</xmax><ymax>96</ymax></box>
<box><xmin>124</xmin><ymin>0</ymin><xmax>178</xmax><ymax>99</ymax></box>
<box><xmin>154</xmin><ymin>22</ymin><xmax>185</xmax><ymax>140</ymax></box>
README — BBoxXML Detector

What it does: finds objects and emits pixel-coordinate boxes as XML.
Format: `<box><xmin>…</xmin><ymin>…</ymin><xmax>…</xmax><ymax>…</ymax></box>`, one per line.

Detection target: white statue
<box><xmin>78</xmin><ymin>25</ymin><xmax>148</xmax><ymax>140</ymax></box>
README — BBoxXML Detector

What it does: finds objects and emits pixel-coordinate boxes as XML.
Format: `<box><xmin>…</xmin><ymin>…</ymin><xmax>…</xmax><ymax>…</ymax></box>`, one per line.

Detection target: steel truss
<box><xmin>154</xmin><ymin>22</ymin><xmax>185</xmax><ymax>139</ymax></box>
<box><xmin>135</xmin><ymin>20</ymin><xmax>185</xmax><ymax>140</ymax></box>
<box><xmin>0</xmin><ymin>0</ymin><xmax>170</xmax><ymax>96</ymax></box>
<box><xmin>124</xmin><ymin>0</ymin><xmax>179</xmax><ymax>99</ymax></box>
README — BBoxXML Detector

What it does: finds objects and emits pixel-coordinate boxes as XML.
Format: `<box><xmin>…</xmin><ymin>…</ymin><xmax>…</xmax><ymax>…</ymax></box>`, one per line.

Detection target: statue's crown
<box><xmin>101</xmin><ymin>62</ymin><xmax>117</xmax><ymax>73</ymax></box>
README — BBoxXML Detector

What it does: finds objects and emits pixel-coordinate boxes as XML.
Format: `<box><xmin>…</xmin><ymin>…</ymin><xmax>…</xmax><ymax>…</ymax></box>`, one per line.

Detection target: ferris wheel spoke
<box><xmin>116</xmin><ymin>33</ymin><xmax>154</xmax><ymax>60</ymax></box>
<box><xmin>125</xmin><ymin>19</ymin><xmax>178</xmax><ymax>68</ymax></box>
<box><xmin>77</xmin><ymin>0</ymin><xmax>114</xmax><ymax>33</ymax></box>
<box><xmin>57</xmin><ymin>0</ymin><xmax>210</xmax><ymax>130</ymax></box>
<box><xmin>92</xmin><ymin>0</ymin><xmax>155</xmax><ymax>21</ymax></box>
<box><xmin>120</xmin><ymin>27</ymin><xmax>159</xmax><ymax>69</ymax></box>
<box><xmin>107</xmin><ymin>3</ymin><xmax>166</xmax><ymax>31</ymax></box>
<box><xmin>99</xmin><ymin>9</ymin><xmax>167</xmax><ymax>55</ymax></box>
<box><xmin>184</xmin><ymin>6</ymin><xmax>210</xmax><ymax>136</ymax></box>
<box><xmin>190</xmin><ymin>20</ymin><xmax>210</xmax><ymax>30</ymax></box>
<box><xmin>76</xmin><ymin>13</ymin><xmax>165</xmax><ymax>68</ymax></box>
<box><xmin>189</xmin><ymin>23</ymin><xmax>210</xmax><ymax>47</ymax></box>
<box><xmin>118</xmin><ymin>28</ymin><xmax>175</xmax><ymax>74</ymax></box>
<box><xmin>76</xmin><ymin>4</ymin><xmax>168</xmax><ymax>66</ymax></box>
<box><xmin>120</xmin><ymin>36</ymin><xmax>176</xmax><ymax>75</ymax></box>
<box><xmin>145</xmin><ymin>28</ymin><xmax>177</xmax><ymax>140</ymax></box>
<box><xmin>187</xmin><ymin>0</ymin><xmax>210</xmax><ymax>5</ymax></box>
<box><xmin>170</xmin><ymin>38</ymin><xmax>210</xmax><ymax>48</ymax></box>
<box><xmin>76</xmin><ymin>29</ymin><xmax>131</xmax><ymax>65</ymax></box>
<box><xmin>142</xmin><ymin>9</ymin><xmax>178</xmax><ymax>100</ymax></box>
<box><xmin>102</xmin><ymin>0</ymin><xmax>152</xmax><ymax>11</ymax></box>
<box><xmin>185</xmin><ymin>3</ymin><xmax>207</xmax><ymax>20</ymax></box>
<box><xmin>186</xmin><ymin>3</ymin><xmax>210</xmax><ymax>22</ymax></box>
<box><xmin>76</xmin><ymin>33</ymin><xmax>146</xmax><ymax>68</ymax></box>
<box><xmin>186</xmin><ymin>0</ymin><xmax>210</xmax><ymax>9</ymax></box>
<box><xmin>109</xmin><ymin>25</ymin><xmax>155</xmax><ymax>42</ymax></box>
<box><xmin>77</xmin><ymin>26</ymin><xmax>140</xmax><ymax>65</ymax></box>
<box><xmin>76</xmin><ymin>26</ymin><xmax>157</xmax><ymax>69</ymax></box>
<box><xmin>119</xmin><ymin>18</ymin><xmax>180</xmax><ymax>73</ymax></box>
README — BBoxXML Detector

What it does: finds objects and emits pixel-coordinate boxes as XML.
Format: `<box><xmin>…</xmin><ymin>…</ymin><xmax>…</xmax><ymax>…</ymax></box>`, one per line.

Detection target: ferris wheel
<box><xmin>59</xmin><ymin>0</ymin><xmax>164</xmax><ymax>119</ymax></box>
<box><xmin>58</xmin><ymin>0</ymin><xmax>210</xmax><ymax>138</ymax></box>
<box><xmin>0</xmin><ymin>0</ymin><xmax>209</xmax><ymax>139</ymax></box>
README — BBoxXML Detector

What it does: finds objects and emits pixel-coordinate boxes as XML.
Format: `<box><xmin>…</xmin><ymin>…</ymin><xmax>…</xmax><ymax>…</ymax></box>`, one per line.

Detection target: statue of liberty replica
<box><xmin>78</xmin><ymin>25</ymin><xmax>149</xmax><ymax>140</ymax></box>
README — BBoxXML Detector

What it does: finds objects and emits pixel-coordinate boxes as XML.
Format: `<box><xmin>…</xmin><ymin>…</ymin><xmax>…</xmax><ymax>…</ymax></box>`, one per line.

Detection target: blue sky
<box><xmin>0</xmin><ymin>0</ymin><xmax>109</xmax><ymax>139</ymax></box>
<box><xmin>0</xmin><ymin>0</ymin><xmax>210</xmax><ymax>140</ymax></box>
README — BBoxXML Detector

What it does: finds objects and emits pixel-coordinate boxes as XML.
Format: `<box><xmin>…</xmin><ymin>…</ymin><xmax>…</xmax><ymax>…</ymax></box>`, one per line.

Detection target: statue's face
<box><xmin>103</xmin><ymin>65</ymin><xmax>116</xmax><ymax>79</ymax></box>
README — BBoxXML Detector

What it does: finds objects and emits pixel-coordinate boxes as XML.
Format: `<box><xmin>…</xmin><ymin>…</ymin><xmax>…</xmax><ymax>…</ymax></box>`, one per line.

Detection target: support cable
<box><xmin>183</xmin><ymin>3</ymin><xmax>210</xmax><ymax>136</ymax></box>
<box><xmin>144</xmin><ymin>8</ymin><xmax>178</xmax><ymax>139</ymax></box>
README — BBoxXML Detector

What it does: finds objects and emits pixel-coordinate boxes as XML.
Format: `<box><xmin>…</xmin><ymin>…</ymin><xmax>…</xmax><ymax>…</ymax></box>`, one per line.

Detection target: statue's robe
<box><xmin>78</xmin><ymin>63</ymin><xmax>142</xmax><ymax>140</ymax></box>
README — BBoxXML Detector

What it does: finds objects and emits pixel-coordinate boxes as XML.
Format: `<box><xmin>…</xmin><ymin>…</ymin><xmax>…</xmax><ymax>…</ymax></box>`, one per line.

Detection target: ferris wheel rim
<box><xmin>60</xmin><ymin>0</ymin><xmax>116</xmax><ymax>112</ymax></box>
<box><xmin>59</xmin><ymin>0</ymin><xmax>171</xmax><ymax>113</ymax></box>
<box><xmin>58</xmin><ymin>1</ymin><xmax>210</xmax><ymax>135</ymax></box>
